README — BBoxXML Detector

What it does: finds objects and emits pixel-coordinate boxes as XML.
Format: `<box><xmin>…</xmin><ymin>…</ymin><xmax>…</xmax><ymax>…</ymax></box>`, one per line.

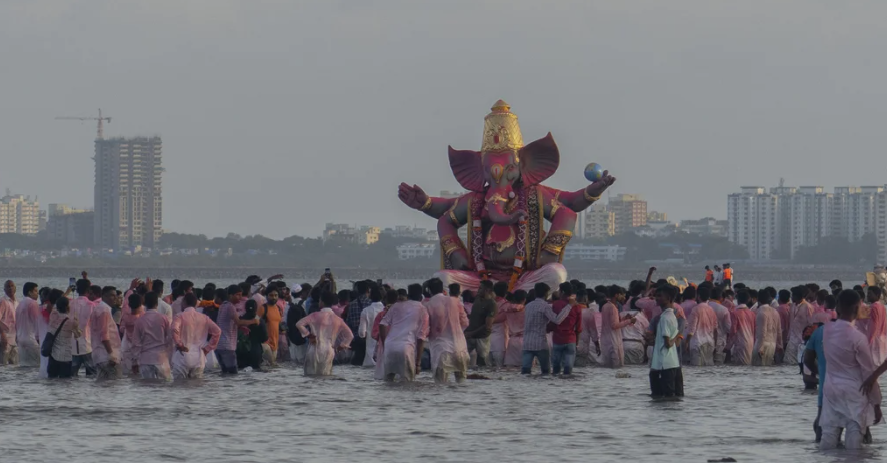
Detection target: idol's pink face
<box><xmin>482</xmin><ymin>151</ymin><xmax>523</xmax><ymax>225</ymax></box>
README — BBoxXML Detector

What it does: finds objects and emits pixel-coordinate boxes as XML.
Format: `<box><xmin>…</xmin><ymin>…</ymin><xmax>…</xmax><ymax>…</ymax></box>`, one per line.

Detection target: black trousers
<box><xmin>650</xmin><ymin>368</ymin><xmax>679</xmax><ymax>397</ymax></box>
<box><xmin>48</xmin><ymin>357</ymin><xmax>72</xmax><ymax>378</ymax></box>
<box><xmin>350</xmin><ymin>336</ymin><xmax>366</xmax><ymax>366</ymax></box>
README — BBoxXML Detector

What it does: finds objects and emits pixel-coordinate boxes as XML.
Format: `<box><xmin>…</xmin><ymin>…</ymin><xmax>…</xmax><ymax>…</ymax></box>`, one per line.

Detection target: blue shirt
<box><xmin>804</xmin><ymin>326</ymin><xmax>826</xmax><ymax>406</ymax></box>
<box><xmin>651</xmin><ymin>308</ymin><xmax>680</xmax><ymax>371</ymax></box>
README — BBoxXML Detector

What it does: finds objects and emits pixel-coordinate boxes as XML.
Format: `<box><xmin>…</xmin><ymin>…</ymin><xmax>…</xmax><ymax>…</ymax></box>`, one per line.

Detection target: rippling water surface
<box><xmin>0</xmin><ymin>363</ymin><xmax>883</xmax><ymax>463</ymax></box>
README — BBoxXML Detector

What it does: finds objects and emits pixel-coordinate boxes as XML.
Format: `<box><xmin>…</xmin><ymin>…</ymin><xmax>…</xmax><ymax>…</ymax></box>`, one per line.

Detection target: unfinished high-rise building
<box><xmin>94</xmin><ymin>136</ymin><xmax>163</xmax><ymax>250</ymax></box>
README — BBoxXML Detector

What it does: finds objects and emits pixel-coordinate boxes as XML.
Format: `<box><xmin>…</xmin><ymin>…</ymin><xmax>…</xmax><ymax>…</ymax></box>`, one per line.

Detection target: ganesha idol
<box><xmin>398</xmin><ymin>100</ymin><xmax>616</xmax><ymax>292</ymax></box>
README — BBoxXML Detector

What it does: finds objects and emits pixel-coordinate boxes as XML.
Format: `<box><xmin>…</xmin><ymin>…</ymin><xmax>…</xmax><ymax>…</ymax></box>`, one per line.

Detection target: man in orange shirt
<box><xmin>704</xmin><ymin>266</ymin><xmax>714</xmax><ymax>283</ymax></box>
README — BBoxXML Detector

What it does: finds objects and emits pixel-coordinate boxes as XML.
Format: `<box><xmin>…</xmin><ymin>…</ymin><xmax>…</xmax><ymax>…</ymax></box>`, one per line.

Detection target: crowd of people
<box><xmin>0</xmin><ymin>267</ymin><xmax>885</xmax><ymax>451</ymax></box>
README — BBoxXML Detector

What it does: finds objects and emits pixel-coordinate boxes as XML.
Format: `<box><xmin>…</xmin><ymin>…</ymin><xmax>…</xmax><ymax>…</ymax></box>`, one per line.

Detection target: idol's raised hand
<box><xmin>585</xmin><ymin>170</ymin><xmax>616</xmax><ymax>199</ymax></box>
<box><xmin>398</xmin><ymin>183</ymin><xmax>429</xmax><ymax>210</ymax></box>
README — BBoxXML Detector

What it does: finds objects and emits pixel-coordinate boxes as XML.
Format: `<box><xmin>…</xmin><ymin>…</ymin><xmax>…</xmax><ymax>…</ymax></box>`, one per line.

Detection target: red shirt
<box><xmin>548</xmin><ymin>300</ymin><xmax>582</xmax><ymax>345</ymax></box>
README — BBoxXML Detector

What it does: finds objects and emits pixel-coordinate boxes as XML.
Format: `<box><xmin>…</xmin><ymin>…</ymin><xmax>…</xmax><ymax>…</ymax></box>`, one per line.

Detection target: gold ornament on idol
<box><xmin>542</xmin><ymin>230</ymin><xmax>573</xmax><ymax>255</ymax></box>
<box><xmin>440</xmin><ymin>235</ymin><xmax>465</xmax><ymax>257</ymax></box>
<box><xmin>583</xmin><ymin>189</ymin><xmax>601</xmax><ymax>203</ymax></box>
<box><xmin>420</xmin><ymin>197</ymin><xmax>433</xmax><ymax>211</ymax></box>
<box><xmin>481</xmin><ymin>100</ymin><xmax>524</xmax><ymax>157</ymax></box>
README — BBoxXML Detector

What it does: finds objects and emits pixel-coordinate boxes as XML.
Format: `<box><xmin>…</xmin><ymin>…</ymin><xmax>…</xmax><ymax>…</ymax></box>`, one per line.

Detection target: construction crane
<box><xmin>55</xmin><ymin>108</ymin><xmax>112</xmax><ymax>139</ymax></box>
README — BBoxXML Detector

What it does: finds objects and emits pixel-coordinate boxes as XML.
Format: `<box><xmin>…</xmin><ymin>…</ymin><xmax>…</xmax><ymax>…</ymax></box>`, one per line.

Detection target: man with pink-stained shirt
<box><xmin>425</xmin><ymin>278</ymin><xmax>470</xmax><ymax>383</ymax></box>
<box><xmin>15</xmin><ymin>282</ymin><xmax>42</xmax><ymax>367</ymax></box>
<box><xmin>865</xmin><ymin>287</ymin><xmax>887</xmax><ymax>367</ymax></box>
<box><xmin>70</xmin><ymin>279</ymin><xmax>97</xmax><ymax>376</ymax></box>
<box><xmin>379</xmin><ymin>284</ymin><xmax>430</xmax><ymax>382</ymax></box>
<box><xmin>90</xmin><ymin>286</ymin><xmax>123</xmax><ymax>380</ymax></box>
<box><xmin>172</xmin><ymin>293</ymin><xmax>221</xmax><ymax>379</ymax></box>
<box><xmin>0</xmin><ymin>280</ymin><xmax>18</xmax><ymax>365</ymax></box>
<box><xmin>599</xmin><ymin>285</ymin><xmax>635</xmax><ymax>368</ymax></box>
<box><xmin>729</xmin><ymin>290</ymin><xmax>756</xmax><ymax>365</ymax></box>
<box><xmin>131</xmin><ymin>292</ymin><xmax>172</xmax><ymax>380</ymax></box>
<box><xmin>686</xmin><ymin>287</ymin><xmax>718</xmax><ymax>366</ymax></box>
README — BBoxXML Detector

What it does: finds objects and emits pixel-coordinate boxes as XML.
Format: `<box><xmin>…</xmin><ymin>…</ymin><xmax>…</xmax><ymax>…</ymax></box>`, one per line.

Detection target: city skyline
<box><xmin>4</xmin><ymin>2</ymin><xmax>887</xmax><ymax>238</ymax></box>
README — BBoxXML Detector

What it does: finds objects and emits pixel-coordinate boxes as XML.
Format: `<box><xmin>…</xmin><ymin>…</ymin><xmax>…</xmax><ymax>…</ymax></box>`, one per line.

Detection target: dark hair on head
<box><xmin>829</xmin><ymin>279</ymin><xmax>842</xmax><ymax>288</ymax></box>
<box><xmin>429</xmin><ymin>278</ymin><xmax>445</xmax><ymax>296</ymax></box>
<box><xmin>512</xmin><ymin>289</ymin><xmax>527</xmax><ymax>303</ymax></box>
<box><xmin>245</xmin><ymin>299</ymin><xmax>258</xmax><ymax>311</ymax></box>
<box><xmin>214</xmin><ymin>288</ymin><xmax>228</xmax><ymax>301</ymax></box>
<box><xmin>736</xmin><ymin>290</ymin><xmax>751</xmax><ymax>306</ymax></box>
<box><xmin>534</xmin><ymin>283</ymin><xmax>551</xmax><ymax>299</ymax></box>
<box><xmin>320</xmin><ymin>291</ymin><xmax>336</xmax><ymax>308</ymax></box>
<box><xmin>526</xmin><ymin>289</ymin><xmax>537</xmax><ymax>303</ymax></box>
<box><xmin>172</xmin><ymin>287</ymin><xmax>185</xmax><ymax>300</ymax></box>
<box><xmin>733</xmin><ymin>283</ymin><xmax>746</xmax><ymax>290</ymax></box>
<box><xmin>806</xmin><ymin>283</ymin><xmax>820</xmax><ymax>293</ymax></box>
<box><xmin>682</xmin><ymin>286</ymin><xmax>697</xmax><ymax>300</ymax></box>
<box><xmin>56</xmin><ymin>296</ymin><xmax>70</xmax><ymax>313</ymax></box>
<box><xmin>448</xmin><ymin>283</ymin><xmax>461</xmax><ymax>298</ymax></box>
<box><xmin>335</xmin><ymin>290</ymin><xmax>349</xmax><ymax>304</ymax></box>
<box><xmin>136</xmin><ymin>283</ymin><xmax>149</xmax><ymax>296</ymax></box>
<box><xmin>758</xmin><ymin>289</ymin><xmax>774</xmax><ymax>305</ymax></box>
<box><xmin>170</xmin><ymin>279</ymin><xmax>181</xmax><ymax>290</ymax></box>
<box><xmin>202</xmin><ymin>283</ymin><xmax>217</xmax><ymax>299</ymax></box>
<box><xmin>576</xmin><ymin>289</ymin><xmax>588</xmax><ymax>303</ymax></box>
<box><xmin>816</xmin><ymin>289</ymin><xmax>829</xmax><ymax>303</ymax></box>
<box><xmin>144</xmin><ymin>292</ymin><xmax>159</xmax><ymax>309</ymax></box>
<box><xmin>748</xmin><ymin>289</ymin><xmax>758</xmax><ymax>299</ymax></box>
<box><xmin>22</xmin><ymin>282</ymin><xmax>38</xmax><ymax>297</ymax></box>
<box><xmin>89</xmin><ymin>285</ymin><xmax>102</xmax><ymax>297</ymax></box>
<box><xmin>628</xmin><ymin>281</ymin><xmax>644</xmax><ymax>297</ymax></box>
<box><xmin>39</xmin><ymin>287</ymin><xmax>51</xmax><ymax>301</ymax></box>
<box><xmin>461</xmin><ymin>290</ymin><xmax>474</xmax><ymax>304</ymax></box>
<box><xmin>711</xmin><ymin>287</ymin><xmax>723</xmax><ymax>301</ymax></box>
<box><xmin>152</xmin><ymin>279</ymin><xmax>165</xmax><ymax>293</ymax></box>
<box><xmin>102</xmin><ymin>286</ymin><xmax>117</xmax><ymax>297</ymax></box>
<box><xmin>594</xmin><ymin>285</ymin><xmax>608</xmax><ymax>295</ymax></box>
<box><xmin>370</xmin><ymin>286</ymin><xmax>383</xmax><ymax>302</ymax></box>
<box><xmin>697</xmin><ymin>286</ymin><xmax>711</xmax><ymax>301</ymax></box>
<box><xmin>559</xmin><ymin>282</ymin><xmax>574</xmax><ymax>297</ymax></box>
<box><xmin>837</xmin><ymin>289</ymin><xmax>861</xmax><ymax>314</ymax></box>
<box><xmin>246</xmin><ymin>275</ymin><xmax>262</xmax><ymax>285</ymax></box>
<box><xmin>48</xmin><ymin>289</ymin><xmax>64</xmax><ymax>306</ymax></box>
<box><xmin>791</xmin><ymin>286</ymin><xmax>807</xmax><ymax>300</ymax></box>
<box><xmin>385</xmin><ymin>289</ymin><xmax>399</xmax><ymax>305</ymax></box>
<box><xmin>226</xmin><ymin>284</ymin><xmax>242</xmax><ymax>296</ymax></box>
<box><xmin>825</xmin><ymin>295</ymin><xmax>837</xmax><ymax>310</ymax></box>
<box><xmin>239</xmin><ymin>282</ymin><xmax>251</xmax><ymax>296</ymax></box>
<box><xmin>778</xmin><ymin>289</ymin><xmax>791</xmax><ymax>304</ymax></box>
<box><xmin>75</xmin><ymin>278</ymin><xmax>91</xmax><ymax>296</ymax></box>
<box><xmin>355</xmin><ymin>280</ymin><xmax>370</xmax><ymax>295</ymax></box>
<box><xmin>479</xmin><ymin>280</ymin><xmax>494</xmax><ymax>293</ymax></box>
<box><xmin>128</xmin><ymin>293</ymin><xmax>143</xmax><ymax>309</ymax></box>
<box><xmin>853</xmin><ymin>285</ymin><xmax>864</xmax><ymax>292</ymax></box>
<box><xmin>179</xmin><ymin>280</ymin><xmax>194</xmax><ymax>293</ymax></box>
<box><xmin>725</xmin><ymin>289</ymin><xmax>735</xmax><ymax>298</ymax></box>
<box><xmin>493</xmin><ymin>281</ymin><xmax>509</xmax><ymax>298</ymax></box>
<box><xmin>869</xmin><ymin>286</ymin><xmax>883</xmax><ymax>299</ymax></box>
<box><xmin>183</xmin><ymin>293</ymin><xmax>198</xmax><ymax>308</ymax></box>
<box><xmin>698</xmin><ymin>281</ymin><xmax>714</xmax><ymax>290</ymax></box>
<box><xmin>656</xmin><ymin>285</ymin><xmax>677</xmax><ymax>301</ymax></box>
<box><xmin>607</xmin><ymin>285</ymin><xmax>625</xmax><ymax>298</ymax></box>
<box><xmin>407</xmin><ymin>284</ymin><xmax>424</xmax><ymax>302</ymax></box>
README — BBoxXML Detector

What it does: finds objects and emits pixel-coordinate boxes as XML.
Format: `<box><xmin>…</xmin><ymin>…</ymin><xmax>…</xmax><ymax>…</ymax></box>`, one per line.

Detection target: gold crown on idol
<box><xmin>481</xmin><ymin>99</ymin><xmax>524</xmax><ymax>157</ymax></box>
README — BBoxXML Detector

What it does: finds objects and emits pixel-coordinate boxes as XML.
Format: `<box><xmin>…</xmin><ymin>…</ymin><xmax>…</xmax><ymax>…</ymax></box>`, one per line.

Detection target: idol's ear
<box><xmin>519</xmin><ymin>133</ymin><xmax>559</xmax><ymax>186</ymax></box>
<box><xmin>448</xmin><ymin>147</ymin><xmax>485</xmax><ymax>192</ymax></box>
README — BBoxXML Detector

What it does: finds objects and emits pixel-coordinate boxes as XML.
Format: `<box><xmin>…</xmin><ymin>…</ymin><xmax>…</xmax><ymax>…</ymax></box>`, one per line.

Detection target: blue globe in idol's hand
<box><xmin>584</xmin><ymin>162</ymin><xmax>604</xmax><ymax>182</ymax></box>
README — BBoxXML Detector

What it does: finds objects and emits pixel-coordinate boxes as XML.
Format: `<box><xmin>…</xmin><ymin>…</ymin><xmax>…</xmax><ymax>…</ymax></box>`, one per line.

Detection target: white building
<box><xmin>562</xmin><ymin>244</ymin><xmax>626</xmax><ymax>262</ymax></box>
<box><xmin>0</xmin><ymin>193</ymin><xmax>40</xmax><ymax>236</ymax></box>
<box><xmin>728</xmin><ymin>187</ymin><xmax>779</xmax><ymax>261</ymax></box>
<box><xmin>396</xmin><ymin>243</ymin><xmax>437</xmax><ymax>260</ymax></box>
<box><xmin>679</xmin><ymin>218</ymin><xmax>728</xmax><ymax>237</ymax></box>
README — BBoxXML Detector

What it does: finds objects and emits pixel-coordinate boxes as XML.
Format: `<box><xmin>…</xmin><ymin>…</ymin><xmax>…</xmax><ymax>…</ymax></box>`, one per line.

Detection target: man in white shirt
<box><xmin>16</xmin><ymin>282</ymin><xmax>42</xmax><ymax>367</ymax></box>
<box><xmin>0</xmin><ymin>280</ymin><xmax>18</xmax><ymax>365</ymax></box>
<box><xmin>90</xmin><ymin>286</ymin><xmax>123</xmax><ymax>380</ymax></box>
<box><xmin>172</xmin><ymin>293</ymin><xmax>221</xmax><ymax>379</ymax></box>
<box><xmin>70</xmin><ymin>279</ymin><xmax>97</xmax><ymax>376</ymax></box>
<box><xmin>358</xmin><ymin>288</ymin><xmax>385</xmax><ymax>367</ymax></box>
<box><xmin>650</xmin><ymin>285</ymin><xmax>681</xmax><ymax>399</ymax></box>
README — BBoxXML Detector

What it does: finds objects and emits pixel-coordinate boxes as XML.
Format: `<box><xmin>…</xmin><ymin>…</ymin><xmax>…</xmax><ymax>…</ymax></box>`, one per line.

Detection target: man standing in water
<box><xmin>709</xmin><ymin>287</ymin><xmax>732</xmax><ymax>365</ymax></box>
<box><xmin>379</xmin><ymin>284</ymin><xmax>429</xmax><ymax>382</ymax></box>
<box><xmin>752</xmin><ymin>288</ymin><xmax>783</xmax><ymax>366</ymax></box>
<box><xmin>296</xmin><ymin>291</ymin><xmax>354</xmax><ymax>376</ymax></box>
<box><xmin>131</xmin><ymin>293</ymin><xmax>172</xmax><ymax>380</ymax></box>
<box><xmin>599</xmin><ymin>285</ymin><xmax>635</xmax><ymax>368</ymax></box>
<box><xmin>685</xmin><ymin>286</ymin><xmax>717</xmax><ymax>366</ymax></box>
<box><xmin>90</xmin><ymin>286</ymin><xmax>123</xmax><ymax>380</ymax></box>
<box><xmin>819</xmin><ymin>290</ymin><xmax>882</xmax><ymax>450</ymax></box>
<box><xmin>15</xmin><ymin>282</ymin><xmax>41</xmax><ymax>367</ymax></box>
<box><xmin>728</xmin><ymin>291</ymin><xmax>756</xmax><ymax>365</ymax></box>
<box><xmin>650</xmin><ymin>285</ymin><xmax>681</xmax><ymax>399</ymax></box>
<box><xmin>549</xmin><ymin>282</ymin><xmax>583</xmax><ymax>375</ymax></box>
<box><xmin>215</xmin><ymin>285</ymin><xmax>258</xmax><ymax>374</ymax></box>
<box><xmin>172</xmin><ymin>293</ymin><xmax>221</xmax><ymax>379</ymax></box>
<box><xmin>424</xmin><ymin>278</ymin><xmax>470</xmax><ymax>383</ymax></box>
<box><xmin>521</xmin><ymin>283</ymin><xmax>572</xmax><ymax>375</ymax></box>
<box><xmin>70</xmin><ymin>279</ymin><xmax>96</xmax><ymax>376</ymax></box>
<box><xmin>464</xmin><ymin>280</ymin><xmax>495</xmax><ymax>367</ymax></box>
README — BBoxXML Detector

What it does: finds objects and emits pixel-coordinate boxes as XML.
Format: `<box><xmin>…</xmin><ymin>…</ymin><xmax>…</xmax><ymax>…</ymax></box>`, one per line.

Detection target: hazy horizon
<box><xmin>4</xmin><ymin>1</ymin><xmax>887</xmax><ymax>239</ymax></box>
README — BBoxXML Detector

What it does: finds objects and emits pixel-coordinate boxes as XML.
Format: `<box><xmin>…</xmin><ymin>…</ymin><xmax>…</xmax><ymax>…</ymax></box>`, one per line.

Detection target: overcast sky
<box><xmin>3</xmin><ymin>1</ymin><xmax>887</xmax><ymax>238</ymax></box>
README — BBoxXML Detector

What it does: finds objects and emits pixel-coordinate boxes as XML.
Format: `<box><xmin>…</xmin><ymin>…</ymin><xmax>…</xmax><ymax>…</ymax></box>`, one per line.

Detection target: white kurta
<box><xmin>296</xmin><ymin>308</ymin><xmax>354</xmax><ymax>376</ymax></box>
<box><xmin>820</xmin><ymin>320</ymin><xmax>882</xmax><ymax>431</ymax></box>
<box><xmin>358</xmin><ymin>302</ymin><xmax>385</xmax><ymax>367</ymax></box>
<box><xmin>380</xmin><ymin>301</ymin><xmax>430</xmax><ymax>381</ymax></box>
<box><xmin>425</xmin><ymin>294</ymin><xmax>470</xmax><ymax>379</ymax></box>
